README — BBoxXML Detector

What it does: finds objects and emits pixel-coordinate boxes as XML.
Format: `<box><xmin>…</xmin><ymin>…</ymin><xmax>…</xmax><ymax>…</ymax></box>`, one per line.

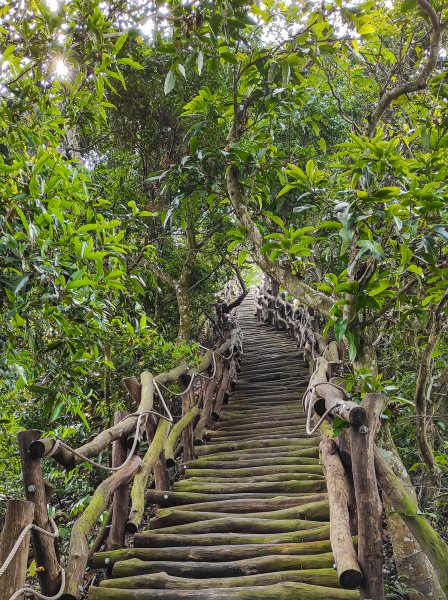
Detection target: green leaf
<box><xmin>318</xmin><ymin>137</ymin><xmax>327</xmax><ymax>152</ymax></box>
<box><xmin>238</xmin><ymin>249</ymin><xmax>249</xmax><ymax>267</ymax></box>
<box><xmin>334</xmin><ymin>319</ymin><xmax>348</xmax><ymax>342</ymax></box>
<box><xmin>330</xmin><ymin>417</ymin><xmax>351</xmax><ymax>438</ymax></box>
<box><xmin>164</xmin><ymin>69</ymin><xmax>176</xmax><ymax>95</ymax></box>
<box><xmin>407</xmin><ymin>264</ymin><xmax>423</xmax><ymax>277</ymax></box>
<box><xmin>118</xmin><ymin>57</ymin><xmax>145</xmax><ymax>69</ymax></box>
<box><xmin>51</xmin><ymin>402</ymin><xmax>65</xmax><ymax>422</ymax></box>
<box><xmin>346</xmin><ymin>328</ymin><xmax>359</xmax><ymax>362</ymax></box>
<box><xmin>113</xmin><ymin>33</ymin><xmax>128</xmax><ymax>55</ymax></box>
<box><xmin>277</xmin><ymin>184</ymin><xmax>294</xmax><ymax>198</ymax></box>
<box><xmin>29</xmin><ymin>560</ymin><xmax>37</xmax><ymax>577</ymax></box>
<box><xmin>14</xmin><ymin>275</ymin><xmax>29</xmax><ymax>294</ymax></box>
<box><xmin>178</xmin><ymin>63</ymin><xmax>186</xmax><ymax>79</ymax></box>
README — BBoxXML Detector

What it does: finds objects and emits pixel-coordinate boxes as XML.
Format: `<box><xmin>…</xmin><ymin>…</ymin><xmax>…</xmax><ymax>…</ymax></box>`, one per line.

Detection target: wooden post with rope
<box><xmin>0</xmin><ymin>500</ymin><xmax>35</xmax><ymax>600</ymax></box>
<box><xmin>18</xmin><ymin>430</ymin><xmax>62</xmax><ymax>596</ymax></box>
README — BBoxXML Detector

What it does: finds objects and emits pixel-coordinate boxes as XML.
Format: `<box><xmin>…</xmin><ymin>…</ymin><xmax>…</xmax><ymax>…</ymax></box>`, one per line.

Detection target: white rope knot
<box><xmin>302</xmin><ymin>381</ymin><xmax>350</xmax><ymax>436</ymax></box>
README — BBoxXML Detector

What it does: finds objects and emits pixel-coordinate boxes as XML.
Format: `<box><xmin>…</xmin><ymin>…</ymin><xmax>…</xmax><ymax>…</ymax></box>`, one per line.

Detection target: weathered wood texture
<box><xmin>106</xmin><ymin>410</ymin><xmax>130</xmax><ymax>551</ymax></box>
<box><xmin>320</xmin><ymin>438</ymin><xmax>362</xmax><ymax>589</ymax></box>
<box><xmin>0</xmin><ymin>500</ymin><xmax>35</xmax><ymax>600</ymax></box>
<box><xmin>18</xmin><ymin>430</ymin><xmax>62</xmax><ymax>596</ymax></box>
<box><xmin>63</xmin><ymin>455</ymin><xmax>141</xmax><ymax>600</ymax></box>
<box><xmin>350</xmin><ymin>394</ymin><xmax>386</xmax><ymax>600</ymax></box>
<box><xmin>89</xmin><ymin>298</ymin><xmax>360</xmax><ymax>600</ymax></box>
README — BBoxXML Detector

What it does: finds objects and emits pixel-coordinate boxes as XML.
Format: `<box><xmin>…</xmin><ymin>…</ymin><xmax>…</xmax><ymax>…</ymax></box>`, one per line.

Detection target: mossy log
<box><xmin>179</xmin><ymin>473</ymin><xmax>325</xmax><ymax>486</ymax></box>
<box><xmin>148</xmin><ymin>500</ymin><xmax>329</xmax><ymax>529</ymax></box>
<box><xmin>30</xmin><ymin>373</ymin><xmax>154</xmax><ymax>470</ymax></box>
<box><xmin>215</xmin><ymin>418</ymin><xmax>306</xmax><ymax>433</ymax></box>
<box><xmin>145</xmin><ymin>515</ymin><xmax>327</xmax><ymax>535</ymax></box>
<box><xmin>320</xmin><ymin>438</ymin><xmax>362</xmax><ymax>590</ymax></box>
<box><xmin>192</xmin><ymin>446</ymin><xmax>320</xmax><ymax>462</ymax></box>
<box><xmin>215</xmin><ymin>418</ymin><xmax>307</xmax><ymax>431</ymax></box>
<box><xmin>193</xmin><ymin>365</ymin><xmax>221</xmax><ymax>445</ymax></box>
<box><xmin>132</xmin><ymin>526</ymin><xmax>331</xmax><ymax>549</ymax></box>
<box><xmin>375</xmin><ymin>445</ymin><xmax>448</xmax><ymax>596</ymax></box>
<box><xmin>146</xmin><ymin>489</ymin><xmax>323</xmax><ymax>508</ymax></box>
<box><xmin>145</xmin><ymin>491</ymin><xmax>306</xmax><ymax>506</ymax></box>
<box><xmin>98</xmin><ymin>568</ymin><xmax>342</xmax><ymax>590</ymax></box>
<box><xmin>187</xmin><ymin>456</ymin><xmax>320</xmax><ymax>469</ymax></box>
<box><xmin>163</xmin><ymin>406</ymin><xmax>200</xmax><ymax>468</ymax></box>
<box><xmin>127</xmin><ymin>419</ymin><xmax>170</xmax><ymax>533</ymax></box>
<box><xmin>172</xmin><ymin>479</ymin><xmax>326</xmax><ymax>495</ymax></box>
<box><xmin>188</xmin><ymin>453</ymin><xmax>320</xmax><ymax>469</ymax></box>
<box><xmin>62</xmin><ymin>455</ymin><xmax>141</xmax><ymax>600</ymax></box>
<box><xmin>93</xmin><ymin>539</ymin><xmax>333</xmax><ymax>568</ymax></box>
<box><xmin>310</xmin><ymin>358</ymin><xmax>366</xmax><ymax>426</ymax></box>
<box><xmin>185</xmin><ymin>465</ymin><xmax>323</xmax><ymax>477</ymax></box>
<box><xmin>194</xmin><ymin>438</ymin><xmax>320</xmax><ymax>456</ymax></box>
<box><xmin>211</xmin><ymin>368</ymin><xmax>231</xmax><ymax>419</ymax></box>
<box><xmin>89</xmin><ymin>581</ymin><xmax>359</xmax><ymax>599</ymax></box>
<box><xmin>350</xmin><ymin>394</ymin><xmax>385</xmax><ymax>600</ymax></box>
<box><xmin>205</xmin><ymin>427</ymin><xmax>310</xmax><ymax>441</ymax></box>
<box><xmin>106</xmin><ymin>410</ymin><xmax>130</xmax><ymax>551</ymax></box>
<box><xmin>18</xmin><ymin>430</ymin><xmax>62</xmax><ymax>596</ymax></box>
<box><xmin>154</xmin><ymin>493</ymin><xmax>328</xmax><ymax>515</ymax></box>
<box><xmin>110</xmin><ymin>552</ymin><xmax>336</xmax><ymax>578</ymax></box>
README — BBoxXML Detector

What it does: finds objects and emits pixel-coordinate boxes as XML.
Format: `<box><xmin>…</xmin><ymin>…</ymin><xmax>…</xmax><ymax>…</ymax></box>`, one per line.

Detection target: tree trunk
<box><xmin>175</xmin><ymin>281</ymin><xmax>192</xmax><ymax>343</ymax></box>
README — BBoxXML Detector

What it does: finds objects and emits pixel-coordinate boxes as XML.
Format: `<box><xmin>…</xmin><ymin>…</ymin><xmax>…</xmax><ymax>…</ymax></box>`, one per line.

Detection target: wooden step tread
<box><xmin>88</xmin><ymin>298</ymin><xmax>359</xmax><ymax>600</ymax></box>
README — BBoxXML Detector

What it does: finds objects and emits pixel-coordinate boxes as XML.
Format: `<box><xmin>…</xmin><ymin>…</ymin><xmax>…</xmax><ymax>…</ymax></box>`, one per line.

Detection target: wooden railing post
<box><xmin>349</xmin><ymin>393</ymin><xmax>387</xmax><ymax>600</ymax></box>
<box><xmin>0</xmin><ymin>499</ymin><xmax>35</xmax><ymax>600</ymax></box>
<box><xmin>105</xmin><ymin>410</ymin><xmax>129</xmax><ymax>551</ymax></box>
<box><xmin>17</xmin><ymin>430</ymin><xmax>62</xmax><ymax>596</ymax></box>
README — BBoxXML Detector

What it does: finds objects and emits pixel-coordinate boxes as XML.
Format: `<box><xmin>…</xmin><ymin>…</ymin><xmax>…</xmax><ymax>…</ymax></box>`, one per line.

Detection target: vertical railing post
<box><xmin>17</xmin><ymin>430</ymin><xmax>62</xmax><ymax>596</ymax></box>
<box><xmin>349</xmin><ymin>394</ymin><xmax>387</xmax><ymax>600</ymax></box>
<box><xmin>106</xmin><ymin>411</ymin><xmax>129</xmax><ymax>551</ymax></box>
<box><xmin>0</xmin><ymin>500</ymin><xmax>35</xmax><ymax>600</ymax></box>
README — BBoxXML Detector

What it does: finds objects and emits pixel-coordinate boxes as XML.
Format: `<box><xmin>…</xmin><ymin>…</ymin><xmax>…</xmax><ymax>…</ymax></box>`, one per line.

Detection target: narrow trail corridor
<box><xmin>90</xmin><ymin>298</ymin><xmax>359</xmax><ymax>599</ymax></box>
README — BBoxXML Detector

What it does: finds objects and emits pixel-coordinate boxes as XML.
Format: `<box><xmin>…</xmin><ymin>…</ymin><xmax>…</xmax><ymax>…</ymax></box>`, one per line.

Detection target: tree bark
<box><xmin>0</xmin><ymin>500</ymin><xmax>35</xmax><ymax>600</ymax></box>
<box><xmin>18</xmin><ymin>430</ymin><xmax>62</xmax><ymax>596</ymax></box>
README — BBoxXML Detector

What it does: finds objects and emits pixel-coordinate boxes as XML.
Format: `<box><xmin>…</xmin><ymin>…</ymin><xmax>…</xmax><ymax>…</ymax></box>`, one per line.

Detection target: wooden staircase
<box><xmin>89</xmin><ymin>299</ymin><xmax>360</xmax><ymax>599</ymax></box>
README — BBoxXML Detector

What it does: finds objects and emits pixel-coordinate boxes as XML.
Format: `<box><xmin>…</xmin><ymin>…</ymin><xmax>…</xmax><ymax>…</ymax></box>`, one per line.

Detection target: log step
<box><xmin>88</xmin><ymin>298</ymin><xmax>359</xmax><ymax>600</ymax></box>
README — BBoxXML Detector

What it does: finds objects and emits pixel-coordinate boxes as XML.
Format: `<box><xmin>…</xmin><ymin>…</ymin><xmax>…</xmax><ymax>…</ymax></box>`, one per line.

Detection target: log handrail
<box><xmin>255</xmin><ymin>283</ymin><xmax>448</xmax><ymax>600</ymax></box>
<box><xmin>1</xmin><ymin>289</ymin><xmax>242</xmax><ymax>600</ymax></box>
<box><xmin>255</xmin><ymin>285</ymin><xmax>367</xmax><ymax>593</ymax></box>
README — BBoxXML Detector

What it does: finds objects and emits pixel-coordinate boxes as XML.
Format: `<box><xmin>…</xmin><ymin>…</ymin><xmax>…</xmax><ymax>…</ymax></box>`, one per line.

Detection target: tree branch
<box><xmin>365</xmin><ymin>0</ymin><xmax>447</xmax><ymax>137</ymax></box>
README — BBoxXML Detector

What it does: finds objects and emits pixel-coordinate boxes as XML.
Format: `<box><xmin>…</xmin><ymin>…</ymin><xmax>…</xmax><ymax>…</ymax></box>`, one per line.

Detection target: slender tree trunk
<box><xmin>175</xmin><ymin>281</ymin><xmax>192</xmax><ymax>343</ymax></box>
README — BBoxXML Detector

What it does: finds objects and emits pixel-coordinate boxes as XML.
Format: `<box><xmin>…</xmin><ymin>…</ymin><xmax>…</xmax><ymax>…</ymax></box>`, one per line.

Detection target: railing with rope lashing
<box><xmin>0</xmin><ymin>284</ymin><xmax>245</xmax><ymax>600</ymax></box>
<box><xmin>254</xmin><ymin>282</ymin><xmax>448</xmax><ymax>600</ymax></box>
<box><xmin>256</xmin><ymin>289</ymin><xmax>378</xmax><ymax>598</ymax></box>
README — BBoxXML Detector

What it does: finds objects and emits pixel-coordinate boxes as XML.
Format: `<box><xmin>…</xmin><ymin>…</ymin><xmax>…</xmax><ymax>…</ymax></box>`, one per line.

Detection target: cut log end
<box><xmin>28</xmin><ymin>439</ymin><xmax>47</xmax><ymax>458</ymax></box>
<box><xmin>126</xmin><ymin>522</ymin><xmax>138</xmax><ymax>534</ymax></box>
<box><xmin>339</xmin><ymin>568</ymin><xmax>363</xmax><ymax>590</ymax></box>
<box><xmin>347</xmin><ymin>406</ymin><xmax>367</xmax><ymax>426</ymax></box>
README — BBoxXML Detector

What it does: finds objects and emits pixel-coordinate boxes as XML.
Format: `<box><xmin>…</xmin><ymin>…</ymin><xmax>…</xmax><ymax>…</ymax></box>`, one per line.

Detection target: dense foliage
<box><xmin>0</xmin><ymin>0</ymin><xmax>447</xmax><ymax>594</ymax></box>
